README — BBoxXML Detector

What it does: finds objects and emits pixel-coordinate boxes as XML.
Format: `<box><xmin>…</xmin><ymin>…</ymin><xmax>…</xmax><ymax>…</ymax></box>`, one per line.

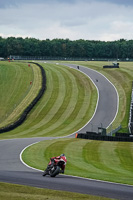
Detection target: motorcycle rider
<box><xmin>43</xmin><ymin>154</ymin><xmax>67</xmax><ymax>176</ymax></box>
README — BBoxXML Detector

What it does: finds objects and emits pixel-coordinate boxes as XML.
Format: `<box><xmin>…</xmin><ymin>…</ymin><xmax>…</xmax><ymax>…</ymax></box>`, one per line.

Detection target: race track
<box><xmin>0</xmin><ymin>63</ymin><xmax>133</xmax><ymax>200</ymax></box>
<box><xmin>63</xmin><ymin>64</ymin><xmax>118</xmax><ymax>133</ymax></box>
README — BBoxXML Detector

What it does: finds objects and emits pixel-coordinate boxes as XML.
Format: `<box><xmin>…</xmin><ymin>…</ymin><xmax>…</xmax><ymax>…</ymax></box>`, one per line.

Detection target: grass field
<box><xmin>0</xmin><ymin>61</ymin><xmax>42</xmax><ymax>128</ymax></box>
<box><xmin>0</xmin><ymin>182</ymin><xmax>114</xmax><ymax>200</ymax></box>
<box><xmin>22</xmin><ymin>138</ymin><xmax>133</xmax><ymax>185</ymax></box>
<box><xmin>0</xmin><ymin>62</ymin><xmax>97</xmax><ymax>139</ymax></box>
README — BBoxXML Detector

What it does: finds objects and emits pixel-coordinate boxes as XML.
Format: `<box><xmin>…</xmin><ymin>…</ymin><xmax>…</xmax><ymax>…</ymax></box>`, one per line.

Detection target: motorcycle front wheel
<box><xmin>50</xmin><ymin>166</ymin><xmax>60</xmax><ymax>177</ymax></box>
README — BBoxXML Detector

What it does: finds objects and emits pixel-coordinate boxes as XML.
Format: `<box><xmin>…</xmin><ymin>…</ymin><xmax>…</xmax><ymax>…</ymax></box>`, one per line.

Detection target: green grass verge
<box><xmin>0</xmin><ymin>63</ymin><xmax>97</xmax><ymax>139</ymax></box>
<box><xmin>0</xmin><ymin>61</ymin><xmax>42</xmax><ymax>128</ymax></box>
<box><xmin>22</xmin><ymin>138</ymin><xmax>133</xmax><ymax>185</ymax></box>
<box><xmin>0</xmin><ymin>182</ymin><xmax>115</xmax><ymax>200</ymax></box>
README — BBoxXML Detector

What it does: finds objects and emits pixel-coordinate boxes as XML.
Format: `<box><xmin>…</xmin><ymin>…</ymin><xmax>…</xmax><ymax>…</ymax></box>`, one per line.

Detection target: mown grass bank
<box><xmin>22</xmin><ymin>138</ymin><xmax>133</xmax><ymax>185</ymax></box>
<box><xmin>0</xmin><ymin>63</ymin><xmax>97</xmax><ymax>139</ymax></box>
<box><xmin>0</xmin><ymin>182</ymin><xmax>115</xmax><ymax>200</ymax></box>
<box><xmin>0</xmin><ymin>61</ymin><xmax>42</xmax><ymax>128</ymax></box>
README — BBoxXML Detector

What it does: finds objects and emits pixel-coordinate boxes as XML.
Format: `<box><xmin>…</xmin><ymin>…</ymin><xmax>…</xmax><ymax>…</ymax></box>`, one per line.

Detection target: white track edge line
<box><xmin>20</xmin><ymin>141</ymin><xmax>43</xmax><ymax>172</ymax></box>
<box><xmin>20</xmin><ymin>140</ymin><xmax>133</xmax><ymax>188</ymax></box>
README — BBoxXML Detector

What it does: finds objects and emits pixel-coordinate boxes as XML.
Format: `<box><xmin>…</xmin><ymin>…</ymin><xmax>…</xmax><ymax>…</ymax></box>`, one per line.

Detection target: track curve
<box><xmin>62</xmin><ymin>63</ymin><xmax>118</xmax><ymax>133</ymax></box>
<box><xmin>0</xmin><ymin>138</ymin><xmax>133</xmax><ymax>200</ymax></box>
<box><xmin>1</xmin><ymin>63</ymin><xmax>133</xmax><ymax>200</ymax></box>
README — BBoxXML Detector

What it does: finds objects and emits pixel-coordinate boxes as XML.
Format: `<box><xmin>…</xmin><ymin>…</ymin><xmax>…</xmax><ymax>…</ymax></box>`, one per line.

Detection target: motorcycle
<box><xmin>42</xmin><ymin>156</ymin><xmax>66</xmax><ymax>177</ymax></box>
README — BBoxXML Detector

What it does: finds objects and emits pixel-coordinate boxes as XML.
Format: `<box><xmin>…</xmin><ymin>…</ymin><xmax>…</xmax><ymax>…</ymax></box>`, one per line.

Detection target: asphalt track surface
<box><xmin>63</xmin><ymin>63</ymin><xmax>118</xmax><ymax>133</ymax></box>
<box><xmin>0</xmin><ymin>63</ymin><xmax>133</xmax><ymax>200</ymax></box>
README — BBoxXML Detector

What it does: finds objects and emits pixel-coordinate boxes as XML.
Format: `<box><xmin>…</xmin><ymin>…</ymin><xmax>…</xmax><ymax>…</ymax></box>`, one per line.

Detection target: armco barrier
<box><xmin>108</xmin><ymin>125</ymin><xmax>121</xmax><ymax>136</ymax></box>
<box><xmin>77</xmin><ymin>133</ymin><xmax>133</xmax><ymax>142</ymax></box>
<box><xmin>0</xmin><ymin>62</ymin><xmax>46</xmax><ymax>133</ymax></box>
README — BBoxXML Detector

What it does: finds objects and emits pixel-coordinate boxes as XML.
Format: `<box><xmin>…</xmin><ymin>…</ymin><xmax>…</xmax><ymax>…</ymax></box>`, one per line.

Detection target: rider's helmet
<box><xmin>60</xmin><ymin>154</ymin><xmax>65</xmax><ymax>157</ymax></box>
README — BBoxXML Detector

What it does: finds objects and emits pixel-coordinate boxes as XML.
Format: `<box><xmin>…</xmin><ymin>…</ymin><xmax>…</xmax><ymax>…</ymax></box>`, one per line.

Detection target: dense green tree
<box><xmin>0</xmin><ymin>37</ymin><xmax>6</xmax><ymax>57</ymax></box>
<box><xmin>0</xmin><ymin>36</ymin><xmax>133</xmax><ymax>59</ymax></box>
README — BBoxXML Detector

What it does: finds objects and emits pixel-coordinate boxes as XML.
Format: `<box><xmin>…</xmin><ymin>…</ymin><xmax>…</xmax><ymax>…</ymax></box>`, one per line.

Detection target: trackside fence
<box><xmin>76</xmin><ymin>132</ymin><xmax>133</xmax><ymax>142</ymax></box>
<box><xmin>129</xmin><ymin>81</ymin><xmax>133</xmax><ymax>134</ymax></box>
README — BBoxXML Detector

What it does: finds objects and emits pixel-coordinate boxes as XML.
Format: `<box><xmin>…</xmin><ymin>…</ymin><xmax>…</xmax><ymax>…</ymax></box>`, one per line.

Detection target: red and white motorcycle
<box><xmin>43</xmin><ymin>155</ymin><xmax>67</xmax><ymax>177</ymax></box>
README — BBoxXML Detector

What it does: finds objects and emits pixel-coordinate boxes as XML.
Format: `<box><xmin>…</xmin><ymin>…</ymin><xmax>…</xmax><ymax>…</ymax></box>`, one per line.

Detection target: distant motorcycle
<box><xmin>43</xmin><ymin>155</ymin><xmax>67</xmax><ymax>177</ymax></box>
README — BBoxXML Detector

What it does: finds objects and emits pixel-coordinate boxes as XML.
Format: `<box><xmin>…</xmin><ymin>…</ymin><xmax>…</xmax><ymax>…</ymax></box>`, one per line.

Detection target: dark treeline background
<box><xmin>0</xmin><ymin>36</ymin><xmax>133</xmax><ymax>59</ymax></box>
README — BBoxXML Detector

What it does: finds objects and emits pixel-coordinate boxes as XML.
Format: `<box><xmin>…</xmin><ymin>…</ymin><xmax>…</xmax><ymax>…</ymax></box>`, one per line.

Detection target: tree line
<box><xmin>0</xmin><ymin>36</ymin><xmax>133</xmax><ymax>59</ymax></box>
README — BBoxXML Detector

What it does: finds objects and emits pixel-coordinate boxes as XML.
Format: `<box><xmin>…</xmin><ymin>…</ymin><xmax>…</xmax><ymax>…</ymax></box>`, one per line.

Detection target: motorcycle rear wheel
<box><xmin>50</xmin><ymin>166</ymin><xmax>60</xmax><ymax>177</ymax></box>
